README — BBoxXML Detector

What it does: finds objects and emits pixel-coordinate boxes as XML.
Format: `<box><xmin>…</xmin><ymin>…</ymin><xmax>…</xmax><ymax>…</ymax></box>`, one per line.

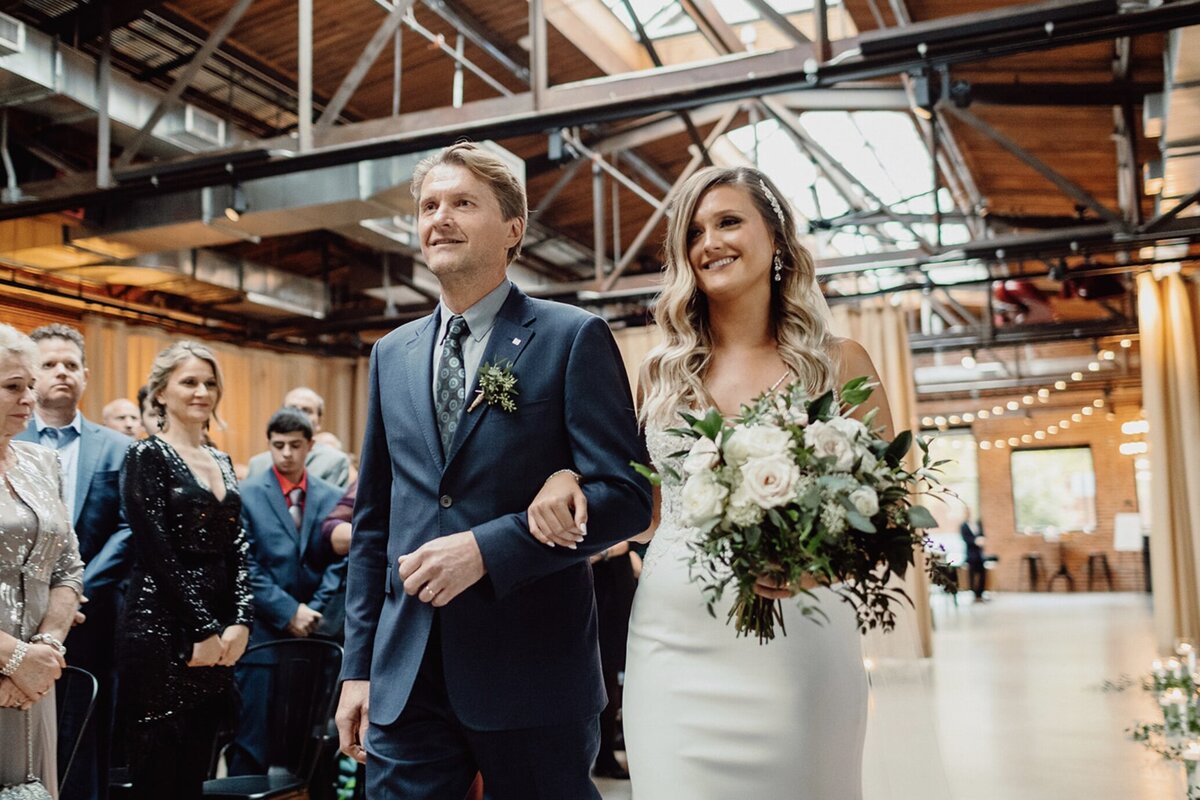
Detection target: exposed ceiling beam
<box><xmin>5</xmin><ymin>0</ymin><xmax>1200</xmax><ymax>220</ymax></box>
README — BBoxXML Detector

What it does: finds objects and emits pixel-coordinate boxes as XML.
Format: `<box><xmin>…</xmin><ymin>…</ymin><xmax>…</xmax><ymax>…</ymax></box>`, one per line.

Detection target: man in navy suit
<box><xmin>19</xmin><ymin>323</ymin><xmax>133</xmax><ymax>800</ymax></box>
<box><xmin>335</xmin><ymin>143</ymin><xmax>652</xmax><ymax>799</ymax></box>
<box><xmin>226</xmin><ymin>406</ymin><xmax>346</xmax><ymax>774</ymax></box>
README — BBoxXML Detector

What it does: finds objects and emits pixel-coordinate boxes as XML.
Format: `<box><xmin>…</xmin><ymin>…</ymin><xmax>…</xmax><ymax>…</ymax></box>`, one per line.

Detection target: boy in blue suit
<box><xmin>226</xmin><ymin>407</ymin><xmax>346</xmax><ymax>775</ymax></box>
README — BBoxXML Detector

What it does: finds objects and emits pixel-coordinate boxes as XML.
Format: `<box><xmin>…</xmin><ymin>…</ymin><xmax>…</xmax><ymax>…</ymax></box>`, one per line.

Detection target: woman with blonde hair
<box><xmin>529</xmin><ymin>166</ymin><xmax>892</xmax><ymax>797</ymax></box>
<box><xmin>0</xmin><ymin>323</ymin><xmax>82</xmax><ymax>797</ymax></box>
<box><xmin>117</xmin><ymin>341</ymin><xmax>252</xmax><ymax>799</ymax></box>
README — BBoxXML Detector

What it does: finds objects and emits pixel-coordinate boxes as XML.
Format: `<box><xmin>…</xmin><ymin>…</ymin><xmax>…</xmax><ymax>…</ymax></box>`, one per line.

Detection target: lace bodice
<box><xmin>642</xmin><ymin>423</ymin><xmax>701</xmax><ymax>578</ymax></box>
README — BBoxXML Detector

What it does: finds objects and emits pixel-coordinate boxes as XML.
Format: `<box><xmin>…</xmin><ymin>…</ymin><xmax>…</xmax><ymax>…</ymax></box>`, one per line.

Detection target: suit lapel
<box><xmin>298</xmin><ymin>479</ymin><xmax>333</xmax><ymax>559</ymax></box>
<box><xmin>445</xmin><ymin>288</ymin><xmax>536</xmax><ymax>468</ymax></box>
<box><xmin>404</xmin><ymin>315</ymin><xmax>445</xmax><ymax>471</ymax></box>
<box><xmin>73</xmin><ymin>418</ymin><xmax>102</xmax><ymax>527</ymax></box>
<box><xmin>263</xmin><ymin>471</ymin><xmax>299</xmax><ymax>544</ymax></box>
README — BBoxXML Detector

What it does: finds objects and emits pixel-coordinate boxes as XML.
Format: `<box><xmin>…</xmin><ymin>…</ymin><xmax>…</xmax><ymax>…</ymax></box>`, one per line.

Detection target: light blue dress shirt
<box><xmin>34</xmin><ymin>410</ymin><xmax>83</xmax><ymax>521</ymax></box>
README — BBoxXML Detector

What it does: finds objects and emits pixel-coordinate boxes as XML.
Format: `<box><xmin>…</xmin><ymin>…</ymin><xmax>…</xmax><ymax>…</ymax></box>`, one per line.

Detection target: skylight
<box><xmin>725</xmin><ymin>110</ymin><xmax>970</xmax><ymax>262</ymax></box>
<box><xmin>601</xmin><ymin>0</ymin><xmax>843</xmax><ymax>41</ymax></box>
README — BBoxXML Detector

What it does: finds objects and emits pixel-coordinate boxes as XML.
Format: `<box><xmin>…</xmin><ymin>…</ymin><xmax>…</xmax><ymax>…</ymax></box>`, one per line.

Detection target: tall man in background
<box><xmin>17</xmin><ymin>323</ymin><xmax>132</xmax><ymax>800</ymax></box>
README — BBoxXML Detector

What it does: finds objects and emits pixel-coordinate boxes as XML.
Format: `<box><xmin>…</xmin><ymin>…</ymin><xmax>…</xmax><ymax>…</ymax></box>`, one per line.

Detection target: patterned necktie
<box><xmin>43</xmin><ymin>427</ymin><xmax>79</xmax><ymax>450</ymax></box>
<box><xmin>287</xmin><ymin>487</ymin><xmax>304</xmax><ymax>530</ymax></box>
<box><xmin>435</xmin><ymin>315</ymin><xmax>470</xmax><ymax>455</ymax></box>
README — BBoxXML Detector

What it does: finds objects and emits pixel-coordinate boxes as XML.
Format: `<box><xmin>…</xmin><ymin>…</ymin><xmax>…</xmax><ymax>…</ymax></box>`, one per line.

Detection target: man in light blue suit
<box><xmin>227</xmin><ymin>406</ymin><xmax>346</xmax><ymax>774</ymax></box>
<box><xmin>18</xmin><ymin>323</ymin><xmax>133</xmax><ymax>800</ymax></box>
<box><xmin>334</xmin><ymin>142</ymin><xmax>652</xmax><ymax>799</ymax></box>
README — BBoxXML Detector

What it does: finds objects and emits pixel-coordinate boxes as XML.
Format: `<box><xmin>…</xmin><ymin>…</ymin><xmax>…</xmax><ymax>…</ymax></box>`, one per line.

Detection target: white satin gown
<box><xmin>623</xmin><ymin>424</ymin><xmax>869</xmax><ymax>799</ymax></box>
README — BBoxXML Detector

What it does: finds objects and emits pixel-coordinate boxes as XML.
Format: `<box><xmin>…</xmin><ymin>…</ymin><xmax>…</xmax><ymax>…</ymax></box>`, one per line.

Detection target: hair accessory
<box><xmin>773</xmin><ymin>249</ymin><xmax>784</xmax><ymax>282</ymax></box>
<box><xmin>759</xmin><ymin>179</ymin><xmax>787</xmax><ymax>230</ymax></box>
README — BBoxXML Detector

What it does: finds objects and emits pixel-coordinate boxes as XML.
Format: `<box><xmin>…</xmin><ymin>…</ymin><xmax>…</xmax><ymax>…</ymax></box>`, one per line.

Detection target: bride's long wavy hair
<box><xmin>639</xmin><ymin>166</ymin><xmax>835</xmax><ymax>427</ymax></box>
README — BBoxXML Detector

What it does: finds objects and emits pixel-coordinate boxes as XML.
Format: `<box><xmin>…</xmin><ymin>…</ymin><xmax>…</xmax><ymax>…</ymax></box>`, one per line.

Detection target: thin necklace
<box><xmin>769</xmin><ymin>370</ymin><xmax>792</xmax><ymax>392</ymax></box>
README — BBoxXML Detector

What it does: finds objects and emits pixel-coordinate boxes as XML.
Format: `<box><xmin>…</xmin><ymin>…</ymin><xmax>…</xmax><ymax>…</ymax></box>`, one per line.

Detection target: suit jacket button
<box><xmin>439</xmin><ymin>495</ymin><xmax>453</xmax><ymax>508</ymax></box>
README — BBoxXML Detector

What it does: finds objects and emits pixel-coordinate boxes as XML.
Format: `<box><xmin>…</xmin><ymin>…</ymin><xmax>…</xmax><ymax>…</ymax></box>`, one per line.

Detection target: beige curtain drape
<box><xmin>80</xmin><ymin>315</ymin><xmax>368</xmax><ymax>466</ymax></box>
<box><xmin>612</xmin><ymin>325</ymin><xmax>663</xmax><ymax>396</ymax></box>
<box><xmin>829</xmin><ymin>300</ymin><xmax>934</xmax><ymax>658</ymax></box>
<box><xmin>1138</xmin><ymin>271</ymin><xmax>1200</xmax><ymax>654</ymax></box>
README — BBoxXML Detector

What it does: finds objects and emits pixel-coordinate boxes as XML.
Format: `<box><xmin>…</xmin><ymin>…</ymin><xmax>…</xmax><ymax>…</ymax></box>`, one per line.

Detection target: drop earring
<box><xmin>773</xmin><ymin>249</ymin><xmax>783</xmax><ymax>282</ymax></box>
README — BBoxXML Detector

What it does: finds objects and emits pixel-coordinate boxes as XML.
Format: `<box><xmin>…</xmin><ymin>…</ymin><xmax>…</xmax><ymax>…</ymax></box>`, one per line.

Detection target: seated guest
<box><xmin>101</xmin><ymin>397</ymin><xmax>143</xmax><ymax>439</ymax></box>
<box><xmin>226</xmin><ymin>407</ymin><xmax>346</xmax><ymax>775</ymax></box>
<box><xmin>246</xmin><ymin>388</ymin><xmax>350</xmax><ymax>488</ymax></box>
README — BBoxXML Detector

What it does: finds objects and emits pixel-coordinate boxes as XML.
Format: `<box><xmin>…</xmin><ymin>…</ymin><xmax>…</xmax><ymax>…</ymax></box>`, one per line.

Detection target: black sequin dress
<box><xmin>117</xmin><ymin>436</ymin><xmax>253</xmax><ymax>727</ymax></box>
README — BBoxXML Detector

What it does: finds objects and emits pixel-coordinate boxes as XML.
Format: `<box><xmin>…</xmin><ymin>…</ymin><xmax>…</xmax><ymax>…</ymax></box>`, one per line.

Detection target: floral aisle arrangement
<box><xmin>1115</xmin><ymin>641</ymin><xmax>1200</xmax><ymax>798</ymax></box>
<box><xmin>635</xmin><ymin>377</ymin><xmax>955</xmax><ymax>643</ymax></box>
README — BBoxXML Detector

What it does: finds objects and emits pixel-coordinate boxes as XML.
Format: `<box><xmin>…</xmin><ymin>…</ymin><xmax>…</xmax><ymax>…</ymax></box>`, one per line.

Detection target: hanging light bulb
<box><xmin>1054</xmin><ymin>380</ymin><xmax>1067</xmax><ymax>391</ymax></box>
<box><xmin>961</xmin><ymin>351</ymin><xmax>977</xmax><ymax>369</ymax></box>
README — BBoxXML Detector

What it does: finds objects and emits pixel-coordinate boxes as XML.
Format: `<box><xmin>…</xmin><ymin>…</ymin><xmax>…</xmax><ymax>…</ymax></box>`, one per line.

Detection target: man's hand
<box><xmin>398</xmin><ymin>531</ymin><xmax>486</xmax><ymax>608</ymax></box>
<box><xmin>287</xmin><ymin>603</ymin><xmax>323</xmax><ymax>638</ymax></box>
<box><xmin>335</xmin><ymin>680</ymin><xmax>370</xmax><ymax>764</ymax></box>
<box><xmin>331</xmin><ymin>522</ymin><xmax>352</xmax><ymax>556</ymax></box>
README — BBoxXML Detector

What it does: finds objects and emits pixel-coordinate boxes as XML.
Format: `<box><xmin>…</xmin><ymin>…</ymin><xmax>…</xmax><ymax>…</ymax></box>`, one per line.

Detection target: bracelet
<box><xmin>1</xmin><ymin>641</ymin><xmax>28</xmax><ymax>676</ymax></box>
<box><xmin>546</xmin><ymin>469</ymin><xmax>581</xmax><ymax>484</ymax></box>
<box><xmin>30</xmin><ymin>634</ymin><xmax>66</xmax><ymax>657</ymax></box>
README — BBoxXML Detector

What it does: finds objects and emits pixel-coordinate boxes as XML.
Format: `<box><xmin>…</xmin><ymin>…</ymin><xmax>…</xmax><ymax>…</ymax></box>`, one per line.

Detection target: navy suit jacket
<box><xmin>16</xmin><ymin>415</ymin><xmax>133</xmax><ymax>672</ymax></box>
<box><xmin>240</xmin><ymin>467</ymin><xmax>346</xmax><ymax>641</ymax></box>
<box><xmin>343</xmin><ymin>285</ymin><xmax>652</xmax><ymax>731</ymax></box>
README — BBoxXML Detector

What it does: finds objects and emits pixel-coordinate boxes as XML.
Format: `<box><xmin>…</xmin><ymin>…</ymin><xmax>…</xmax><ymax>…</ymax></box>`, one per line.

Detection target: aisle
<box><xmin>599</xmin><ymin>592</ymin><xmax>1177</xmax><ymax>799</ymax></box>
<box><xmin>934</xmin><ymin>592</ymin><xmax>1175</xmax><ymax>800</ymax></box>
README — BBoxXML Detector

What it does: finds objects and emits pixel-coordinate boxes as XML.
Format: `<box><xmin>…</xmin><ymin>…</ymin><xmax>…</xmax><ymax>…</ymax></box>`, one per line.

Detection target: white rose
<box><xmin>682</xmin><ymin>436</ymin><xmax>720</xmax><ymax>475</ymax></box>
<box><xmin>724</xmin><ymin>425</ymin><xmax>793</xmax><ymax>467</ymax></box>
<box><xmin>785</xmin><ymin>406</ymin><xmax>809</xmax><ymax>427</ymax></box>
<box><xmin>680</xmin><ymin>472</ymin><xmax>729</xmax><ymax>530</ymax></box>
<box><xmin>804</xmin><ymin>420</ymin><xmax>857</xmax><ymax>471</ymax></box>
<box><xmin>738</xmin><ymin>455</ymin><xmax>800</xmax><ymax>510</ymax></box>
<box><xmin>848</xmin><ymin>486</ymin><xmax>880</xmax><ymax>518</ymax></box>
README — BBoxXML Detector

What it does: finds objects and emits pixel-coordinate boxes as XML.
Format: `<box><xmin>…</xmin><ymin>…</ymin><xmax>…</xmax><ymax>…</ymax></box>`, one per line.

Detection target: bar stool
<box><xmin>1020</xmin><ymin>553</ymin><xmax>1043</xmax><ymax>591</ymax></box>
<box><xmin>1087</xmin><ymin>552</ymin><xmax>1114</xmax><ymax>591</ymax></box>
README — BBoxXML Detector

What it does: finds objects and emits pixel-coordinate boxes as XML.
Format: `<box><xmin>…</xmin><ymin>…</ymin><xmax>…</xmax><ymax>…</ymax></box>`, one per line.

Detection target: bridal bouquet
<box><xmin>635</xmin><ymin>378</ymin><xmax>954</xmax><ymax>643</ymax></box>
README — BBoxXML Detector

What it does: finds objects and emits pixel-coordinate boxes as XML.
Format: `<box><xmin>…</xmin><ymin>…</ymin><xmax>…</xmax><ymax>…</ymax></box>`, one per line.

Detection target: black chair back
<box><xmin>56</xmin><ymin>665</ymin><xmax>99</xmax><ymax>783</ymax></box>
<box><xmin>236</xmin><ymin>639</ymin><xmax>343</xmax><ymax>781</ymax></box>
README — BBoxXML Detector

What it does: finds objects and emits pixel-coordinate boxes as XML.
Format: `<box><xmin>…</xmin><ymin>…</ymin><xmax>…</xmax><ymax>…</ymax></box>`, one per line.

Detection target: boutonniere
<box><xmin>468</xmin><ymin>360</ymin><xmax>519</xmax><ymax>413</ymax></box>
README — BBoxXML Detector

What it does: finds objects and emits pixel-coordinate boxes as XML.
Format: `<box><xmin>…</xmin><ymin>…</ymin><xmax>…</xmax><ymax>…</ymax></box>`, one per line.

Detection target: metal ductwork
<box><xmin>1152</xmin><ymin>26</ymin><xmax>1200</xmax><ymax>217</ymax></box>
<box><xmin>0</xmin><ymin>14</ymin><xmax>251</xmax><ymax>162</ymax></box>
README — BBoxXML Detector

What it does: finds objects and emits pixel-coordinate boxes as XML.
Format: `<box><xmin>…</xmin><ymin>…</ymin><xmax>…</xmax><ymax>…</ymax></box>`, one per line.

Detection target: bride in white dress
<box><xmin>530</xmin><ymin>166</ymin><xmax>896</xmax><ymax>798</ymax></box>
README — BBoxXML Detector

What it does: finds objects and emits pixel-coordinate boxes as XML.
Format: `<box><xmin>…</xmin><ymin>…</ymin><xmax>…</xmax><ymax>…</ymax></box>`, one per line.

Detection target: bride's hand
<box><xmin>753</xmin><ymin>571</ymin><xmax>819</xmax><ymax>600</ymax></box>
<box><xmin>528</xmin><ymin>471</ymin><xmax>587</xmax><ymax>549</ymax></box>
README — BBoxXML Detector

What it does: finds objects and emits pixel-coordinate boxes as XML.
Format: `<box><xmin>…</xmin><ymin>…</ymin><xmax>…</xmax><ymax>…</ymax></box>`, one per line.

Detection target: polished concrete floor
<box><xmin>597</xmin><ymin>592</ymin><xmax>1180</xmax><ymax>799</ymax></box>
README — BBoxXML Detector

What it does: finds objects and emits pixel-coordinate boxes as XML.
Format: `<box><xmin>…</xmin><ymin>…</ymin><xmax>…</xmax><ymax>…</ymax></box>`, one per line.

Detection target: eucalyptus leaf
<box><xmin>908</xmin><ymin>505</ymin><xmax>938</xmax><ymax>529</ymax></box>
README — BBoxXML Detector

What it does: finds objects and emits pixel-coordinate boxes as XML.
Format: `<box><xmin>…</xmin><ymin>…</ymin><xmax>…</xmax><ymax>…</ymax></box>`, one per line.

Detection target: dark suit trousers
<box><xmin>366</xmin><ymin>615</ymin><xmax>602</xmax><ymax>800</ymax></box>
<box><xmin>967</xmin><ymin>557</ymin><xmax>986</xmax><ymax>599</ymax></box>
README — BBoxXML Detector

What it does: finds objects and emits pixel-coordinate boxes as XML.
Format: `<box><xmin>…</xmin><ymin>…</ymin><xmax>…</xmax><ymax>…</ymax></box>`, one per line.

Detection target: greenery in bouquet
<box><xmin>634</xmin><ymin>377</ymin><xmax>955</xmax><ymax>644</ymax></box>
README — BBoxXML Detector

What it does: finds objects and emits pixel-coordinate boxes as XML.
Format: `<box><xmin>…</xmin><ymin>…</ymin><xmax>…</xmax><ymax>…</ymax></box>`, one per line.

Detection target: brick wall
<box><xmin>970</xmin><ymin>409</ymin><xmax>1146</xmax><ymax>593</ymax></box>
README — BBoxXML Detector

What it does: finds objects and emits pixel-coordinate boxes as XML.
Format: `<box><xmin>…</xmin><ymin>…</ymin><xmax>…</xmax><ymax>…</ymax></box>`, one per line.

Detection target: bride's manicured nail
<box><xmin>568</xmin><ymin>543</ymin><xmax>578</xmax><ymax>550</ymax></box>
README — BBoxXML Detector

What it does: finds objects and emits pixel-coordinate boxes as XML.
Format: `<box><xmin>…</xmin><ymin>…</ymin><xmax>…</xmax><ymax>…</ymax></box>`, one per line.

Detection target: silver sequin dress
<box><xmin>0</xmin><ymin>441</ymin><xmax>85</xmax><ymax>795</ymax></box>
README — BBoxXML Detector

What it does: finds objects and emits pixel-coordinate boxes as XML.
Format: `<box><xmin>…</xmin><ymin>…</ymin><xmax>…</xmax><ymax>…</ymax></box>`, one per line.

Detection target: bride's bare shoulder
<box><xmin>824</xmin><ymin>337</ymin><xmax>877</xmax><ymax>382</ymax></box>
